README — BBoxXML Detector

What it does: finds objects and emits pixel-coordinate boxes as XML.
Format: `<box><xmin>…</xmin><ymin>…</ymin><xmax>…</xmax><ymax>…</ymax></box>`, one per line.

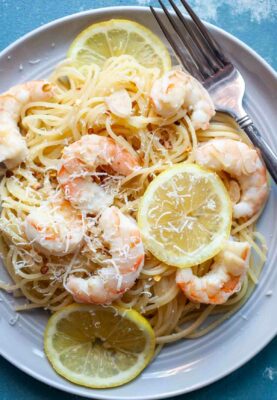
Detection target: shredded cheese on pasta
<box><xmin>0</xmin><ymin>55</ymin><xmax>267</xmax><ymax>341</ymax></box>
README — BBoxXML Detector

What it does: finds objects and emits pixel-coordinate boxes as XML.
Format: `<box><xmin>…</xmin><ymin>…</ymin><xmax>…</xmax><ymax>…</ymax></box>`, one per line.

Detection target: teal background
<box><xmin>0</xmin><ymin>0</ymin><xmax>276</xmax><ymax>399</ymax></box>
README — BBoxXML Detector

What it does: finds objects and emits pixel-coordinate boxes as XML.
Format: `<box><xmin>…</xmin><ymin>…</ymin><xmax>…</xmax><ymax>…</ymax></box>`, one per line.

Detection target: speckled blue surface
<box><xmin>0</xmin><ymin>1</ymin><xmax>276</xmax><ymax>399</ymax></box>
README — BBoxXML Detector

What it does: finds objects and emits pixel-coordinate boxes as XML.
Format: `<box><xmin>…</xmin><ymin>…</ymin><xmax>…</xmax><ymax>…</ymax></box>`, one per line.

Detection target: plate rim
<box><xmin>0</xmin><ymin>6</ymin><xmax>276</xmax><ymax>399</ymax></box>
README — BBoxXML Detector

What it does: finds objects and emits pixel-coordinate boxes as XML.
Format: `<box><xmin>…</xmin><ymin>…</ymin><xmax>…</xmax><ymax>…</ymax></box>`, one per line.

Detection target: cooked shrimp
<box><xmin>176</xmin><ymin>241</ymin><xmax>250</xmax><ymax>304</ymax></box>
<box><xmin>195</xmin><ymin>138</ymin><xmax>269</xmax><ymax>219</ymax></box>
<box><xmin>151</xmin><ymin>69</ymin><xmax>215</xmax><ymax>129</ymax></box>
<box><xmin>66</xmin><ymin>206</ymin><xmax>144</xmax><ymax>304</ymax></box>
<box><xmin>25</xmin><ymin>196</ymin><xmax>84</xmax><ymax>256</ymax></box>
<box><xmin>57</xmin><ymin>134</ymin><xmax>140</xmax><ymax>213</ymax></box>
<box><xmin>0</xmin><ymin>80</ymin><xmax>54</xmax><ymax>169</ymax></box>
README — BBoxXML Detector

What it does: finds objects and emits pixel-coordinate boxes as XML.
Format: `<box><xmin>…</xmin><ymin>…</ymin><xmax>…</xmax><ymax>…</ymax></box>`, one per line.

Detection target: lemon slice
<box><xmin>68</xmin><ymin>19</ymin><xmax>171</xmax><ymax>73</ymax></box>
<box><xmin>138</xmin><ymin>163</ymin><xmax>232</xmax><ymax>268</ymax></box>
<box><xmin>44</xmin><ymin>304</ymin><xmax>155</xmax><ymax>388</ymax></box>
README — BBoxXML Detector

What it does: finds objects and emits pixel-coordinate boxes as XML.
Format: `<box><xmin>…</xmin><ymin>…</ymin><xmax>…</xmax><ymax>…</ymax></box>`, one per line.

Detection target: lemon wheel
<box><xmin>67</xmin><ymin>19</ymin><xmax>171</xmax><ymax>73</ymax></box>
<box><xmin>44</xmin><ymin>304</ymin><xmax>155</xmax><ymax>388</ymax></box>
<box><xmin>138</xmin><ymin>163</ymin><xmax>232</xmax><ymax>268</ymax></box>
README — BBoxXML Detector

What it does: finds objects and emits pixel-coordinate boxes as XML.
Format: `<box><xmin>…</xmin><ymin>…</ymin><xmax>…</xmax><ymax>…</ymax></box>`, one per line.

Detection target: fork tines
<box><xmin>150</xmin><ymin>0</ymin><xmax>230</xmax><ymax>82</ymax></box>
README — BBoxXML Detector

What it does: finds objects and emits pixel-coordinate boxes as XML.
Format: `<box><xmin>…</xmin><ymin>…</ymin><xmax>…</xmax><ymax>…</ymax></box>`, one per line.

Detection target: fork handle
<box><xmin>236</xmin><ymin>115</ymin><xmax>277</xmax><ymax>184</ymax></box>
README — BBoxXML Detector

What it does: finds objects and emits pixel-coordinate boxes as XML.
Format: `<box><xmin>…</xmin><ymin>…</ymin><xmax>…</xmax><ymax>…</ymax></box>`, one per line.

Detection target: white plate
<box><xmin>0</xmin><ymin>6</ymin><xmax>276</xmax><ymax>400</ymax></box>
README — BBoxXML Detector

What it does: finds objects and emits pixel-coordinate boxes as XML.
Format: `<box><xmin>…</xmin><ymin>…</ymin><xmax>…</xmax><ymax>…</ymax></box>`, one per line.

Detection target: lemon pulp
<box><xmin>138</xmin><ymin>163</ymin><xmax>232</xmax><ymax>268</ymax></box>
<box><xmin>44</xmin><ymin>304</ymin><xmax>155</xmax><ymax>388</ymax></box>
<box><xmin>67</xmin><ymin>19</ymin><xmax>171</xmax><ymax>73</ymax></box>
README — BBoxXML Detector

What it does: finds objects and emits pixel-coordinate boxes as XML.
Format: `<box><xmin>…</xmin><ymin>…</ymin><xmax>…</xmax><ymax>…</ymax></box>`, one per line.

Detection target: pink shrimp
<box><xmin>66</xmin><ymin>206</ymin><xmax>144</xmax><ymax>304</ymax></box>
<box><xmin>57</xmin><ymin>134</ymin><xmax>140</xmax><ymax>213</ymax></box>
<box><xmin>176</xmin><ymin>241</ymin><xmax>250</xmax><ymax>304</ymax></box>
<box><xmin>195</xmin><ymin>138</ymin><xmax>269</xmax><ymax>219</ymax></box>
<box><xmin>0</xmin><ymin>81</ymin><xmax>54</xmax><ymax>168</ymax></box>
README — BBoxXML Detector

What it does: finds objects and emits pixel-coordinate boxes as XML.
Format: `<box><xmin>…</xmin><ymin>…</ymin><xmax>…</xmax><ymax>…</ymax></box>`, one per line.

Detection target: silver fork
<box><xmin>150</xmin><ymin>0</ymin><xmax>277</xmax><ymax>183</ymax></box>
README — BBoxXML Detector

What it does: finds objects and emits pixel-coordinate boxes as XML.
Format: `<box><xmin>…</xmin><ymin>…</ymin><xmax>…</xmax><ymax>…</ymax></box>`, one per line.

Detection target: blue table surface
<box><xmin>0</xmin><ymin>1</ymin><xmax>276</xmax><ymax>399</ymax></box>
